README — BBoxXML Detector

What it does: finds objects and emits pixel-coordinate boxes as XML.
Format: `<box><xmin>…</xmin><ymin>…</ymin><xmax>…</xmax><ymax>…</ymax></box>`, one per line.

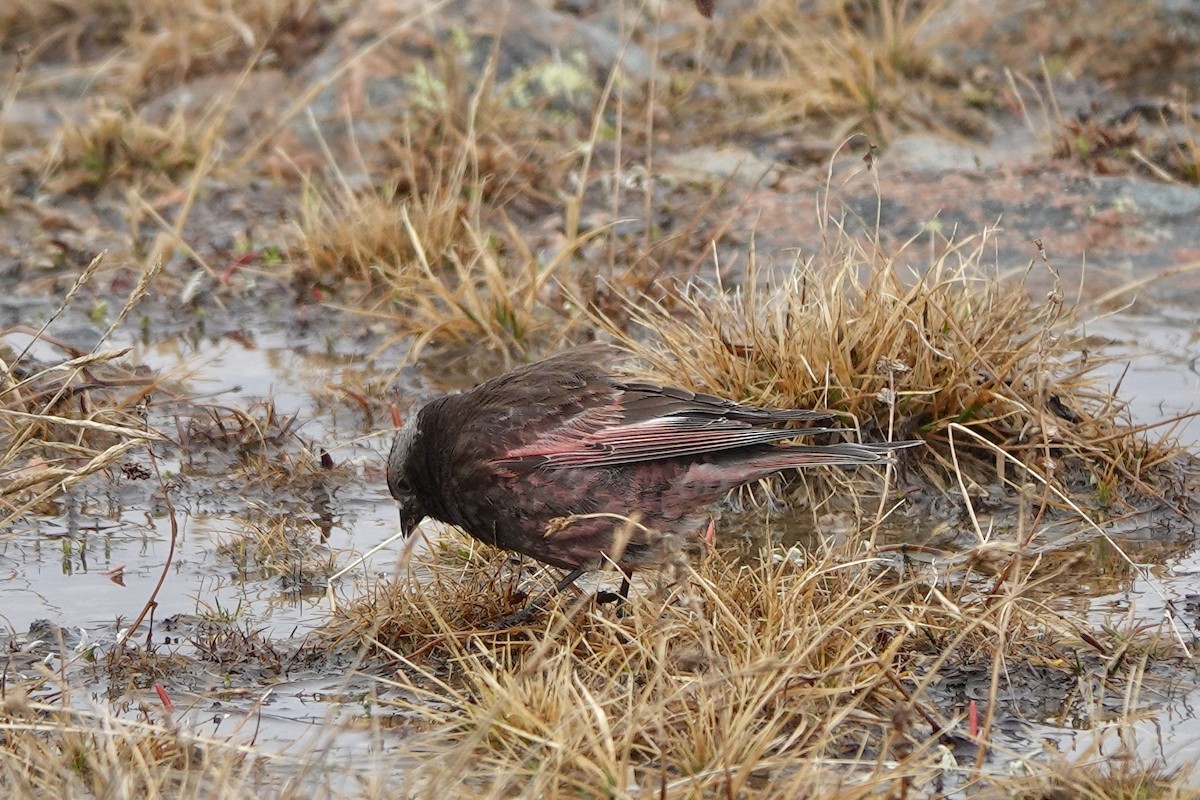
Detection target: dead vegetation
<box><xmin>215</xmin><ymin>513</ymin><xmax>339</xmax><ymax>590</ymax></box>
<box><xmin>658</xmin><ymin>0</ymin><xmax>990</xmax><ymax>146</ymax></box>
<box><xmin>41</xmin><ymin>104</ymin><xmax>202</xmax><ymax>193</ymax></box>
<box><xmin>291</xmin><ymin>0</ymin><xmax>995</xmax><ymax>359</ymax></box>
<box><xmin>297</xmin><ymin>40</ymin><xmax>580</xmax><ymax>278</ymax></box>
<box><xmin>0</xmin><ymin>0</ymin><xmax>345</xmax><ymax>93</ymax></box>
<box><xmin>990</xmin><ymin>760</ymin><xmax>1200</xmax><ymax>800</ymax></box>
<box><xmin>1040</xmin><ymin>84</ymin><xmax>1200</xmax><ymax>185</ymax></box>
<box><xmin>0</xmin><ymin>691</ymin><xmax>265</xmax><ymax>799</ymax></box>
<box><xmin>323</xmin><ymin>514</ymin><xmax>1191</xmax><ymax>799</ymax></box>
<box><xmin>591</xmin><ymin>223</ymin><xmax>1191</xmax><ymax>511</ymax></box>
<box><xmin>296</xmin><ymin>40</ymin><xmax>599</xmax><ymax>359</ymax></box>
<box><xmin>327</xmin><ymin>528</ymin><xmax>567</xmax><ymax>646</ymax></box>
<box><xmin>0</xmin><ymin>258</ymin><xmax>165</xmax><ymax>527</ymax></box>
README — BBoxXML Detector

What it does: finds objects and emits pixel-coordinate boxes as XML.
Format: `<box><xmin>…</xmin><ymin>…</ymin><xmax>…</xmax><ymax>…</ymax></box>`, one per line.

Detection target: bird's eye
<box><xmin>389</xmin><ymin>473</ymin><xmax>413</xmax><ymax>500</ymax></box>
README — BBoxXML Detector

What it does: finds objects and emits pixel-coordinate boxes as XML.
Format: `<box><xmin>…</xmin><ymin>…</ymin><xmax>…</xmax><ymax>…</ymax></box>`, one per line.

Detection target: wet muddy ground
<box><xmin>3</xmin><ymin>288</ymin><xmax>1198</xmax><ymax>787</ymax></box>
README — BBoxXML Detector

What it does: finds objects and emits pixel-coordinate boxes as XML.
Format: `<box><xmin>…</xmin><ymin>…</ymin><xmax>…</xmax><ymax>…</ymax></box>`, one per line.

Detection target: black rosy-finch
<box><xmin>387</xmin><ymin>344</ymin><xmax>918</xmax><ymax>597</ymax></box>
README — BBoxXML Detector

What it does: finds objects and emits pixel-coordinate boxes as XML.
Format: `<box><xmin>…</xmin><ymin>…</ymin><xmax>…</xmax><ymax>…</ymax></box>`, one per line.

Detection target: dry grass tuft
<box><xmin>1160</xmin><ymin>101</ymin><xmax>1200</xmax><ymax>184</ymax></box>
<box><xmin>590</xmin><ymin>224</ymin><xmax>1188</xmax><ymax>508</ymax></box>
<box><xmin>98</xmin><ymin>645</ymin><xmax>200</xmax><ymax>697</ymax></box>
<box><xmin>663</xmin><ymin>0</ymin><xmax>987</xmax><ymax>145</ymax></box>
<box><xmin>297</xmin><ymin>40</ymin><xmax>598</xmax><ymax>359</ymax></box>
<box><xmin>176</xmin><ymin>399</ymin><xmax>302</xmax><ymax>454</ymax></box>
<box><xmin>981</xmin><ymin>758</ymin><xmax>1200</xmax><ymax>800</ymax></box>
<box><xmin>328</xmin><ymin>518</ymin><xmax>1173</xmax><ymax>798</ymax></box>
<box><xmin>1052</xmin><ymin>114</ymin><xmax>1144</xmax><ymax>172</ymax></box>
<box><xmin>1</xmin><ymin>0</ymin><xmax>342</xmax><ymax>93</ymax></box>
<box><xmin>325</xmin><ymin>529</ymin><xmax>541</xmax><ymax>649</ymax></box>
<box><xmin>171</xmin><ymin>398</ymin><xmax>346</xmax><ymax>493</ymax></box>
<box><xmin>215</xmin><ymin>514</ymin><xmax>339</xmax><ymax>591</ymax></box>
<box><xmin>1121</xmin><ymin>98</ymin><xmax>1200</xmax><ymax>186</ymax></box>
<box><xmin>0</xmin><ymin>693</ymin><xmax>262</xmax><ymax>799</ymax></box>
<box><xmin>41</xmin><ymin>104</ymin><xmax>201</xmax><ymax>193</ymax></box>
<box><xmin>1010</xmin><ymin>56</ymin><xmax>1200</xmax><ymax>185</ymax></box>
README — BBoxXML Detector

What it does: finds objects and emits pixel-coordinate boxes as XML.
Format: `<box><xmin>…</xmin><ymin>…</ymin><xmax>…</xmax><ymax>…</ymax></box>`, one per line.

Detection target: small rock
<box><xmin>661</xmin><ymin>145</ymin><xmax>779</xmax><ymax>188</ymax></box>
<box><xmin>1092</xmin><ymin>176</ymin><xmax>1200</xmax><ymax>219</ymax></box>
<box><xmin>884</xmin><ymin>134</ymin><xmax>989</xmax><ymax>173</ymax></box>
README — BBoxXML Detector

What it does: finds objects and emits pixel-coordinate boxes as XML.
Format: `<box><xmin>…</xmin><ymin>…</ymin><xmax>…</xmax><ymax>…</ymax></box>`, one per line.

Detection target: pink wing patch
<box><xmin>500</xmin><ymin>414</ymin><xmax>839</xmax><ymax>468</ymax></box>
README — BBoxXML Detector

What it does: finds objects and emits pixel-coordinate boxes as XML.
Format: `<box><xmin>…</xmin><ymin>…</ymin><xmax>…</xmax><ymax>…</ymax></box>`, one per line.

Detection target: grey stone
<box><xmin>884</xmin><ymin>134</ymin><xmax>992</xmax><ymax>173</ymax></box>
<box><xmin>1093</xmin><ymin>177</ymin><xmax>1200</xmax><ymax>218</ymax></box>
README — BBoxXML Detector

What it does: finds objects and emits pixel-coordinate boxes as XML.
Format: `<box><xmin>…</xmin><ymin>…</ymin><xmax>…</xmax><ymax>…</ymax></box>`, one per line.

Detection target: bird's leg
<box><xmin>483</xmin><ymin>566</ymin><xmax>588</xmax><ymax>629</ymax></box>
<box><xmin>554</xmin><ymin>565</ymin><xmax>588</xmax><ymax>593</ymax></box>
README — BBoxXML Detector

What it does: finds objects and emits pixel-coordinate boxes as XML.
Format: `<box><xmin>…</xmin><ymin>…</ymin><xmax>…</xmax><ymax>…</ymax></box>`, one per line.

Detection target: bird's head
<box><xmin>387</xmin><ymin>417</ymin><xmax>426</xmax><ymax>537</ymax></box>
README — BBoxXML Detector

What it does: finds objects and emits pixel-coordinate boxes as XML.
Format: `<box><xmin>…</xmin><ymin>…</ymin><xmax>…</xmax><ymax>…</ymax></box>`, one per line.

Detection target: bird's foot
<box><xmin>595</xmin><ymin>574</ymin><xmax>633</xmax><ymax>613</ymax></box>
<box><xmin>482</xmin><ymin>598</ymin><xmax>548</xmax><ymax>630</ymax></box>
<box><xmin>483</xmin><ymin>570</ymin><xmax>632</xmax><ymax>628</ymax></box>
<box><xmin>482</xmin><ymin>566</ymin><xmax>588</xmax><ymax>629</ymax></box>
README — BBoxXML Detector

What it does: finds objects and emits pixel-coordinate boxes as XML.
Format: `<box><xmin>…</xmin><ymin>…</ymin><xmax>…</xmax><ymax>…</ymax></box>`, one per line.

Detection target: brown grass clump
<box><xmin>0</xmin><ymin>0</ymin><xmax>341</xmax><ymax>93</ymax></box>
<box><xmin>1160</xmin><ymin>101</ymin><xmax>1200</xmax><ymax>184</ymax></box>
<box><xmin>326</xmin><ymin>527</ymin><xmax>572</xmax><ymax>650</ymax></box>
<box><xmin>300</xmin><ymin>175</ymin><xmax>586</xmax><ymax>359</ymax></box>
<box><xmin>589</xmin><ymin>224</ymin><xmax>1188</xmax><ymax>510</ymax></box>
<box><xmin>0</xmin><ymin>692</ymin><xmax>263</xmax><ymax>799</ymax></box>
<box><xmin>41</xmin><ymin>104</ymin><xmax>202</xmax><ymax>193</ymax></box>
<box><xmin>1123</xmin><ymin>98</ymin><xmax>1200</xmax><ymax>186</ymax></box>
<box><xmin>980</xmin><ymin>759</ymin><xmax>1200</xmax><ymax>800</ymax></box>
<box><xmin>663</xmin><ymin>0</ymin><xmax>988</xmax><ymax>145</ymax></box>
<box><xmin>172</xmin><ymin>398</ymin><xmax>350</xmax><ymax>494</ymax></box>
<box><xmin>297</xmin><ymin>42</ymin><xmax>597</xmax><ymax>359</ymax></box>
<box><xmin>215</xmin><ymin>514</ymin><xmax>339</xmax><ymax>591</ymax></box>
<box><xmin>174</xmin><ymin>399</ymin><xmax>305</xmax><ymax>464</ymax></box>
<box><xmin>975</xmin><ymin>0</ymin><xmax>1188</xmax><ymax>91</ymax></box>
<box><xmin>1041</xmin><ymin>82</ymin><xmax>1200</xmax><ymax>185</ymax></box>
<box><xmin>1051</xmin><ymin>114</ymin><xmax>1144</xmax><ymax>173</ymax></box>
<box><xmin>98</xmin><ymin>645</ymin><xmax>201</xmax><ymax>698</ymax></box>
<box><xmin>327</xmin><ymin>518</ymin><xmax>1179</xmax><ymax>798</ymax></box>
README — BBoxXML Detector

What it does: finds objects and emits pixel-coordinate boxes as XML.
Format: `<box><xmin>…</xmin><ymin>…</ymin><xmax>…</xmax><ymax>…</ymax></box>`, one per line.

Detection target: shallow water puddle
<box><xmin>1089</xmin><ymin>306</ymin><xmax>1200</xmax><ymax>448</ymax></box>
<box><xmin>2</xmin><ymin>320</ymin><xmax>408</xmax><ymax>767</ymax></box>
<box><xmin>3</xmin><ymin>299</ymin><xmax>1199</xmax><ymax>785</ymax></box>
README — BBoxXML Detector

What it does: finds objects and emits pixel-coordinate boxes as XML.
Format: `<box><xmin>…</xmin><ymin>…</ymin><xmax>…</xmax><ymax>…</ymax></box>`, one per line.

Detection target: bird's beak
<box><xmin>398</xmin><ymin>502</ymin><xmax>425</xmax><ymax>538</ymax></box>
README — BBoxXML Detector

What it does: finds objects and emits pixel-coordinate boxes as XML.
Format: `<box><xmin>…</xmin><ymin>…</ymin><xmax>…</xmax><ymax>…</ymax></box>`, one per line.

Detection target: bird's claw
<box><xmin>482</xmin><ymin>599</ymin><xmax>547</xmax><ymax>630</ymax></box>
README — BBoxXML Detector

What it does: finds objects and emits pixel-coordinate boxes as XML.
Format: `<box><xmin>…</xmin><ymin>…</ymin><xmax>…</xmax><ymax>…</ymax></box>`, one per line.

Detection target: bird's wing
<box><xmin>617</xmin><ymin>382</ymin><xmax>834</xmax><ymax>426</ymax></box>
<box><xmin>497</xmin><ymin>382</ymin><xmax>842</xmax><ymax>469</ymax></box>
<box><xmin>501</xmin><ymin>417</ymin><xmax>846</xmax><ymax>468</ymax></box>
